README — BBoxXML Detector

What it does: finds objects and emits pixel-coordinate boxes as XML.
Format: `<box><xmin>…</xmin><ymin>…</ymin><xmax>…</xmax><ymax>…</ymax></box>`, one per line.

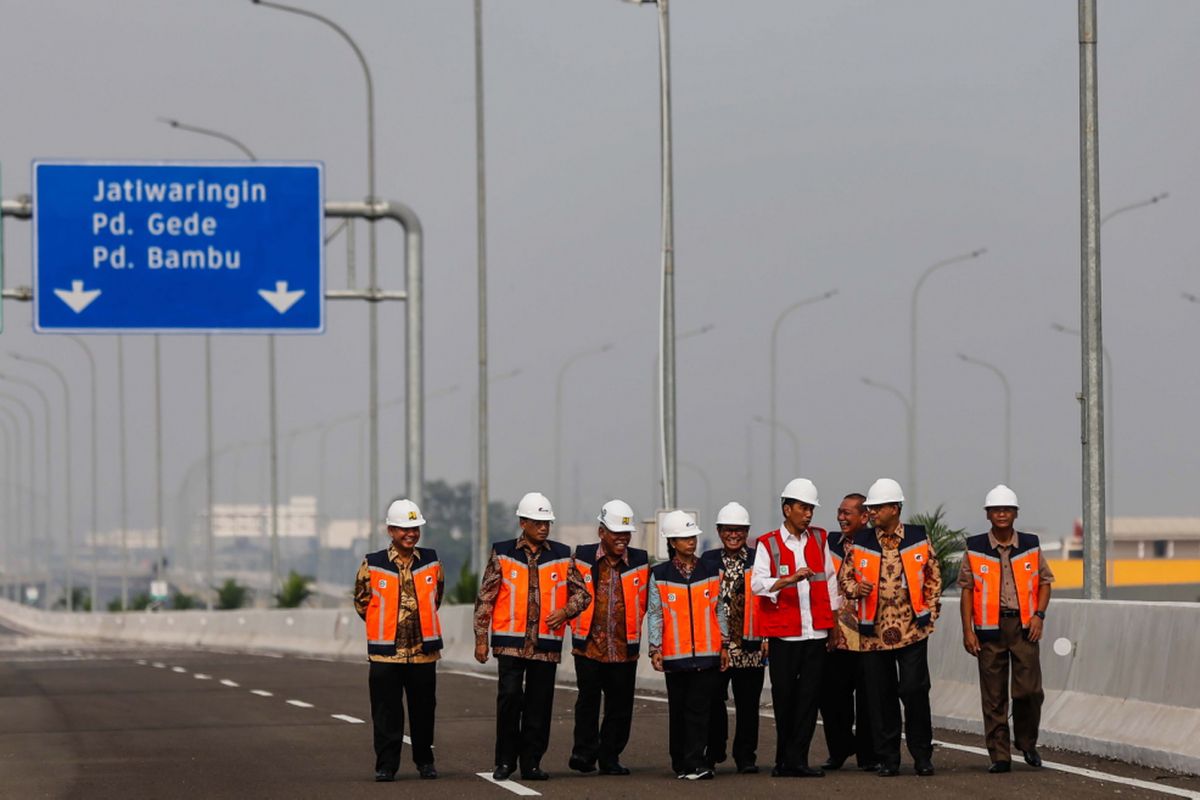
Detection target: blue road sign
<box><xmin>33</xmin><ymin>161</ymin><xmax>324</xmax><ymax>332</ymax></box>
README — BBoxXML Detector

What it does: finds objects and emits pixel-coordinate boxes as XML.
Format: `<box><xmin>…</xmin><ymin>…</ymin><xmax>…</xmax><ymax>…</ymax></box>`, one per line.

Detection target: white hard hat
<box><xmin>984</xmin><ymin>484</ymin><xmax>1020</xmax><ymax>509</ymax></box>
<box><xmin>516</xmin><ymin>492</ymin><xmax>556</xmax><ymax>522</ymax></box>
<box><xmin>660</xmin><ymin>509</ymin><xmax>702</xmax><ymax>539</ymax></box>
<box><xmin>781</xmin><ymin>478</ymin><xmax>820</xmax><ymax>507</ymax></box>
<box><xmin>385</xmin><ymin>499</ymin><xmax>426</xmax><ymax>527</ymax></box>
<box><xmin>715</xmin><ymin>501</ymin><xmax>751</xmax><ymax>527</ymax></box>
<box><xmin>864</xmin><ymin>478</ymin><xmax>905</xmax><ymax>507</ymax></box>
<box><xmin>597</xmin><ymin>499</ymin><xmax>637</xmax><ymax>533</ymax></box>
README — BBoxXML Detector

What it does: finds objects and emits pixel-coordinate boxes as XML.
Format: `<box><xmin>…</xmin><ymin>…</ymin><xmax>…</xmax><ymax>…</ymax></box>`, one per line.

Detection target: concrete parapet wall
<box><xmin>1</xmin><ymin>597</ymin><xmax>1196</xmax><ymax>774</ymax></box>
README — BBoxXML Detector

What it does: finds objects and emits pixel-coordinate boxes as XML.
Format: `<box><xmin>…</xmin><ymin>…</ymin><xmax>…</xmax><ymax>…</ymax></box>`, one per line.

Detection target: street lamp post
<box><xmin>622</xmin><ymin>0</ymin><xmax>678</xmax><ymax>509</ymax></box>
<box><xmin>0</xmin><ymin>375</ymin><xmax>52</xmax><ymax>607</ymax></box>
<box><xmin>651</xmin><ymin>324</ymin><xmax>714</xmax><ymax>511</ymax></box>
<box><xmin>861</xmin><ymin>378</ymin><xmax>913</xmax><ymax>492</ymax></box>
<box><xmin>909</xmin><ymin>248</ymin><xmax>987</xmax><ymax>513</ymax></box>
<box><xmin>769</xmin><ymin>289</ymin><xmax>837</xmax><ymax>499</ymax></box>
<box><xmin>555</xmin><ymin>343</ymin><xmax>614</xmax><ymax>517</ymax></box>
<box><xmin>0</xmin><ymin>402</ymin><xmax>31</xmax><ymax>589</ymax></box>
<box><xmin>1052</xmin><ymin>322</ymin><xmax>1113</xmax><ymax>529</ymax></box>
<box><xmin>473</xmin><ymin>0</ymin><xmax>492</xmax><ymax>586</ymax></box>
<box><xmin>752</xmin><ymin>415</ymin><xmax>800</xmax><ymax>478</ymax></box>
<box><xmin>252</xmin><ymin>0</ymin><xmax>384</xmax><ymax>542</ymax></box>
<box><xmin>66</xmin><ymin>337</ymin><xmax>99</xmax><ymax>612</ymax></box>
<box><xmin>10</xmin><ymin>355</ymin><xmax>75</xmax><ymax>610</ymax></box>
<box><xmin>956</xmin><ymin>353</ymin><xmax>1012</xmax><ymax>484</ymax></box>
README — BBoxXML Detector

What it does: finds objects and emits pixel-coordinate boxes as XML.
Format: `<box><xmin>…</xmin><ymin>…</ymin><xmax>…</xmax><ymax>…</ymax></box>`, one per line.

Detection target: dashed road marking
<box><xmin>152</xmin><ymin>662</ymin><xmax>165</xmax><ymax>669</ymax></box>
<box><xmin>194</xmin><ymin>673</ymin><xmax>212</xmax><ymax>680</ymax></box>
<box><xmin>250</xmin><ymin>690</ymin><xmax>273</xmax><ymax>697</ymax></box>
<box><xmin>219</xmin><ymin>679</ymin><xmax>240</xmax><ymax>688</ymax></box>
<box><xmin>171</xmin><ymin>666</ymin><xmax>186</xmax><ymax>673</ymax></box>
<box><xmin>135</xmin><ymin>659</ymin><xmax>147</xmax><ymax>665</ymax></box>
<box><xmin>331</xmin><ymin>714</ymin><xmax>364</xmax><ymax>724</ymax></box>
<box><xmin>475</xmin><ymin>772</ymin><xmax>541</xmax><ymax>796</ymax></box>
<box><xmin>286</xmin><ymin>699</ymin><xmax>313</xmax><ymax>708</ymax></box>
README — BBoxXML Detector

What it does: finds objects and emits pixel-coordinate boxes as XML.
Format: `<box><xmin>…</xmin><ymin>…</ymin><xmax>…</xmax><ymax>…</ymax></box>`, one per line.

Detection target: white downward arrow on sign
<box><xmin>54</xmin><ymin>280</ymin><xmax>102</xmax><ymax>313</ymax></box>
<box><xmin>258</xmin><ymin>281</ymin><xmax>306</xmax><ymax>314</ymax></box>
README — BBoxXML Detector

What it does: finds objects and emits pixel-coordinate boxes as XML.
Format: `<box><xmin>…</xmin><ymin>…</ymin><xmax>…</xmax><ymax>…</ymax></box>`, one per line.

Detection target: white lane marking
<box><xmin>403</xmin><ymin>735</ymin><xmax>412</xmax><ymax>745</ymax></box>
<box><xmin>250</xmin><ymin>690</ymin><xmax>273</xmax><ymax>697</ymax></box>
<box><xmin>444</xmin><ymin>669</ymin><xmax>1197</xmax><ymax>799</ymax></box>
<box><xmin>194</xmin><ymin>673</ymin><xmax>212</xmax><ymax>680</ymax></box>
<box><xmin>171</xmin><ymin>666</ymin><xmax>187</xmax><ymax>673</ymax></box>
<box><xmin>135</xmin><ymin>659</ymin><xmax>147</xmax><ymax>665</ymax></box>
<box><xmin>331</xmin><ymin>714</ymin><xmax>364</xmax><ymax>724</ymax></box>
<box><xmin>152</xmin><ymin>662</ymin><xmax>166</xmax><ymax>669</ymax></box>
<box><xmin>220</xmin><ymin>679</ymin><xmax>240</xmax><ymax>688</ymax></box>
<box><xmin>475</xmin><ymin>772</ymin><xmax>541</xmax><ymax>796</ymax></box>
<box><xmin>286</xmin><ymin>699</ymin><xmax>314</xmax><ymax>708</ymax></box>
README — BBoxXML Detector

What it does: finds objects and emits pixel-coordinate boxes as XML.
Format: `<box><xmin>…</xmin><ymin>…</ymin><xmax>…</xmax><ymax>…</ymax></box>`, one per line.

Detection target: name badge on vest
<box><xmin>633</xmin><ymin>577</ymin><xmax>640</xmax><ymax>585</ymax></box>
<box><xmin>584</xmin><ymin>574</ymin><xmax>592</xmax><ymax>583</ymax></box>
<box><xmin>1025</xmin><ymin>562</ymin><xmax>1033</xmax><ymax>571</ymax></box>
<box><xmin>914</xmin><ymin>553</ymin><xmax>924</xmax><ymax>562</ymax></box>
<box><xmin>780</xmin><ymin>565</ymin><xmax>790</xmax><ymax>576</ymax></box>
<box><xmin>425</xmin><ymin>575</ymin><xmax>434</xmax><ymax>584</ymax></box>
<box><xmin>510</xmin><ymin>570</ymin><xmax>518</xmax><ymax>579</ymax></box>
<box><xmin>667</xmin><ymin>592</ymin><xmax>677</xmax><ymax>602</ymax></box>
<box><xmin>379</xmin><ymin>579</ymin><xmax>388</xmax><ymax>588</ymax></box>
<box><xmin>859</xmin><ymin>558</ymin><xmax>868</xmax><ymax>569</ymax></box>
<box><xmin>980</xmin><ymin>564</ymin><xmax>989</xmax><ymax>574</ymax></box>
<box><xmin>550</xmin><ymin>572</ymin><xmax>559</xmax><ymax>581</ymax></box>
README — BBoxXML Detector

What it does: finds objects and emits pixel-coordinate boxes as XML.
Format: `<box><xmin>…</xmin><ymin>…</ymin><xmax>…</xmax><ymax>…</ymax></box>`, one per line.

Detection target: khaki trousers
<box><xmin>977</xmin><ymin>615</ymin><xmax>1043</xmax><ymax>762</ymax></box>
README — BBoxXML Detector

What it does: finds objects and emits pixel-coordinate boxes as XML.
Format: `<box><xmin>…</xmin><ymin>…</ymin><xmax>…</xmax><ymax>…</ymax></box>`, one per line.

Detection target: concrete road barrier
<box><xmin>1</xmin><ymin>596</ymin><xmax>1196</xmax><ymax>774</ymax></box>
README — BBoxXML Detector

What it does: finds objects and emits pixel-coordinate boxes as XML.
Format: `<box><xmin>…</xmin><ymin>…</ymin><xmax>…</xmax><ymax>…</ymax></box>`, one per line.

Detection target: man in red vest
<box><xmin>353</xmin><ymin>499</ymin><xmax>444</xmax><ymax>782</ymax></box>
<box><xmin>959</xmin><ymin>484</ymin><xmax>1054</xmax><ymax>773</ymax></box>
<box><xmin>750</xmin><ymin>478</ymin><xmax>841</xmax><ymax>778</ymax></box>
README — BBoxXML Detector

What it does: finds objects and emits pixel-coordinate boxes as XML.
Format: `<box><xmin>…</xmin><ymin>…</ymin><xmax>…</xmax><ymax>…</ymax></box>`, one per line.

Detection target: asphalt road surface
<box><xmin>2</xmin><ymin>624</ymin><xmax>1197</xmax><ymax>799</ymax></box>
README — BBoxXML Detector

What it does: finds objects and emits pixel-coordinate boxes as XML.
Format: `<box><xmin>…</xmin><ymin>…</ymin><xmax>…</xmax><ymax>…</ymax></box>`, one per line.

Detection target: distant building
<box><xmin>1068</xmin><ymin>517</ymin><xmax>1200</xmax><ymax>559</ymax></box>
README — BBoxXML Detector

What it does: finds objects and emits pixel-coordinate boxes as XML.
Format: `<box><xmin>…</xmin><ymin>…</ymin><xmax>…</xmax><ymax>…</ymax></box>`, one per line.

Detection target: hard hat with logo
<box><xmin>598</xmin><ymin>499</ymin><xmax>637</xmax><ymax>533</ymax></box>
<box><xmin>715</xmin><ymin>501</ymin><xmax>751</xmax><ymax>527</ymax></box>
<box><xmin>385</xmin><ymin>499</ymin><xmax>426</xmax><ymax>527</ymax></box>
<box><xmin>516</xmin><ymin>492</ymin><xmax>556</xmax><ymax>521</ymax></box>
<box><xmin>781</xmin><ymin>478</ymin><xmax>820</xmax><ymax>507</ymax></box>
<box><xmin>660</xmin><ymin>509</ymin><xmax>702</xmax><ymax>539</ymax></box>
<box><xmin>864</xmin><ymin>478</ymin><xmax>905</xmax><ymax>507</ymax></box>
<box><xmin>984</xmin><ymin>484</ymin><xmax>1020</xmax><ymax>509</ymax></box>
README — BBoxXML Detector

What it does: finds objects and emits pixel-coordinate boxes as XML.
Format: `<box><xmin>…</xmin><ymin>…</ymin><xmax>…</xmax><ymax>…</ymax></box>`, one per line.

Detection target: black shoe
<box><xmin>877</xmin><ymin>765</ymin><xmax>900</xmax><ymax>777</ymax></box>
<box><xmin>771</xmin><ymin>765</ymin><xmax>796</xmax><ymax>777</ymax></box>
<box><xmin>374</xmin><ymin>770</ymin><xmax>395</xmax><ymax>782</ymax></box>
<box><xmin>492</xmin><ymin>764</ymin><xmax>515</xmax><ymax>781</ymax></box>
<box><xmin>793</xmin><ymin>765</ymin><xmax>825</xmax><ymax>778</ymax></box>
<box><xmin>568</xmin><ymin>755</ymin><xmax>596</xmax><ymax>773</ymax></box>
<box><xmin>989</xmin><ymin>761</ymin><xmax>1011</xmax><ymax>774</ymax></box>
<box><xmin>915</xmin><ymin>758</ymin><xmax>935</xmax><ymax>777</ymax></box>
<box><xmin>820</xmin><ymin>756</ymin><xmax>847</xmax><ymax>771</ymax></box>
<box><xmin>598</xmin><ymin>762</ymin><xmax>630</xmax><ymax>775</ymax></box>
<box><xmin>1023</xmin><ymin>748</ymin><xmax>1043</xmax><ymax>768</ymax></box>
<box><xmin>858</xmin><ymin>761</ymin><xmax>881</xmax><ymax>772</ymax></box>
<box><xmin>417</xmin><ymin>763</ymin><xmax>438</xmax><ymax>779</ymax></box>
<box><xmin>521</xmin><ymin>766</ymin><xmax>550</xmax><ymax>781</ymax></box>
<box><xmin>736</xmin><ymin>763</ymin><xmax>759</xmax><ymax>774</ymax></box>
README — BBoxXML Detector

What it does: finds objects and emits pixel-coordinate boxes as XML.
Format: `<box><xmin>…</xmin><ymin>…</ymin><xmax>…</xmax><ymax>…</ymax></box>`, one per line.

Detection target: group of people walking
<box><xmin>353</xmin><ymin>477</ymin><xmax>1054</xmax><ymax>782</ymax></box>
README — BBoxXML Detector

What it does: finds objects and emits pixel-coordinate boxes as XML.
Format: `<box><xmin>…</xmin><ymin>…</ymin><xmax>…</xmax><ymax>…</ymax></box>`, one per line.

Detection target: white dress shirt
<box><xmin>751</xmin><ymin>526</ymin><xmax>842</xmax><ymax>642</ymax></box>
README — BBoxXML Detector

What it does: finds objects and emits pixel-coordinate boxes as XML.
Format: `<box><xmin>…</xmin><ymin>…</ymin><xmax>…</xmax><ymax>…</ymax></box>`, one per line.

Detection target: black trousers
<box><xmin>495</xmin><ymin>655</ymin><xmax>558</xmax><ymax>770</ymax></box>
<box><xmin>572</xmin><ymin>655</ymin><xmax>637</xmax><ymax>767</ymax></box>
<box><xmin>767</xmin><ymin>638</ymin><xmax>825</xmax><ymax>769</ymax></box>
<box><xmin>861</xmin><ymin>638</ymin><xmax>933</xmax><ymax>769</ymax></box>
<box><xmin>368</xmin><ymin>660</ymin><xmax>437</xmax><ymax>773</ymax></box>
<box><xmin>665</xmin><ymin>668</ymin><xmax>720</xmax><ymax>774</ymax></box>
<box><xmin>705</xmin><ymin>665</ymin><xmax>765</xmax><ymax>768</ymax></box>
<box><xmin>819</xmin><ymin>648</ymin><xmax>876</xmax><ymax>766</ymax></box>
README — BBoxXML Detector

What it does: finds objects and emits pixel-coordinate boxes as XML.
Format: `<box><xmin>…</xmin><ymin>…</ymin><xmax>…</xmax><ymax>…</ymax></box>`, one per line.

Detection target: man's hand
<box><xmin>855</xmin><ymin>580</ymin><xmax>875</xmax><ymax>599</ymax></box>
<box><xmin>827</xmin><ymin>625</ymin><xmax>844</xmax><ymax>652</ymax></box>
<box><xmin>720</xmin><ymin>649</ymin><xmax>730</xmax><ymax>671</ymax></box>
<box><xmin>545</xmin><ymin>608</ymin><xmax>569</xmax><ymax>629</ymax></box>
<box><xmin>651</xmin><ymin>652</ymin><xmax>664</xmax><ymax>672</ymax></box>
<box><xmin>1027</xmin><ymin>615</ymin><xmax>1044</xmax><ymax>643</ymax></box>
<box><xmin>794</xmin><ymin>566</ymin><xmax>814</xmax><ymax>582</ymax></box>
<box><xmin>474</xmin><ymin>642</ymin><xmax>489</xmax><ymax>664</ymax></box>
<box><xmin>962</xmin><ymin>629</ymin><xmax>981</xmax><ymax>657</ymax></box>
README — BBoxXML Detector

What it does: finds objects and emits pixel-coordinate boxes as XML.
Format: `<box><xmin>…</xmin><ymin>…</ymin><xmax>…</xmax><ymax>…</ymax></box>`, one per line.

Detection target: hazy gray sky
<box><xmin>1</xmin><ymin>1</ymin><xmax>1197</xmax><ymax>557</ymax></box>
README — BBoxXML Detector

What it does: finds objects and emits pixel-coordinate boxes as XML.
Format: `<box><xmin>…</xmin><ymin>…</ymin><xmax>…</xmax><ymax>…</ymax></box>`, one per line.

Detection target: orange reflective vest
<box><xmin>700</xmin><ymin>547</ymin><xmax>761</xmax><ymax>650</ymax></box>
<box><xmin>364</xmin><ymin>547</ymin><xmax>444</xmax><ymax>656</ymax></box>
<box><xmin>570</xmin><ymin>544</ymin><xmax>650</xmax><ymax>656</ymax></box>
<box><xmin>754</xmin><ymin>528</ymin><xmax>835</xmax><ymax>637</ymax></box>
<box><xmin>651</xmin><ymin>558</ymin><xmax>722</xmax><ymax>671</ymax></box>
<box><xmin>490</xmin><ymin>539</ymin><xmax>574</xmax><ymax>653</ymax></box>
<box><xmin>849</xmin><ymin>525</ymin><xmax>932</xmax><ymax>638</ymax></box>
<box><xmin>829</xmin><ymin>529</ymin><xmax>863</xmax><ymax>574</ymax></box>
<box><xmin>965</xmin><ymin>532</ymin><xmax>1042</xmax><ymax>640</ymax></box>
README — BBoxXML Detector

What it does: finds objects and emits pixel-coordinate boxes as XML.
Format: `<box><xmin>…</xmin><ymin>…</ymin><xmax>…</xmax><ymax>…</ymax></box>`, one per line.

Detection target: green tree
<box><xmin>130</xmin><ymin>592</ymin><xmax>152</xmax><ymax>611</ymax></box>
<box><xmin>214</xmin><ymin>579</ymin><xmax>250</xmax><ymax>610</ymax></box>
<box><xmin>909</xmin><ymin>505</ymin><xmax>967</xmax><ymax>591</ymax></box>
<box><xmin>274</xmin><ymin>571</ymin><xmax>313</xmax><ymax>608</ymax></box>
<box><xmin>172</xmin><ymin>592</ymin><xmax>199</xmax><ymax>610</ymax></box>
<box><xmin>447</xmin><ymin>562</ymin><xmax>478</xmax><ymax>605</ymax></box>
